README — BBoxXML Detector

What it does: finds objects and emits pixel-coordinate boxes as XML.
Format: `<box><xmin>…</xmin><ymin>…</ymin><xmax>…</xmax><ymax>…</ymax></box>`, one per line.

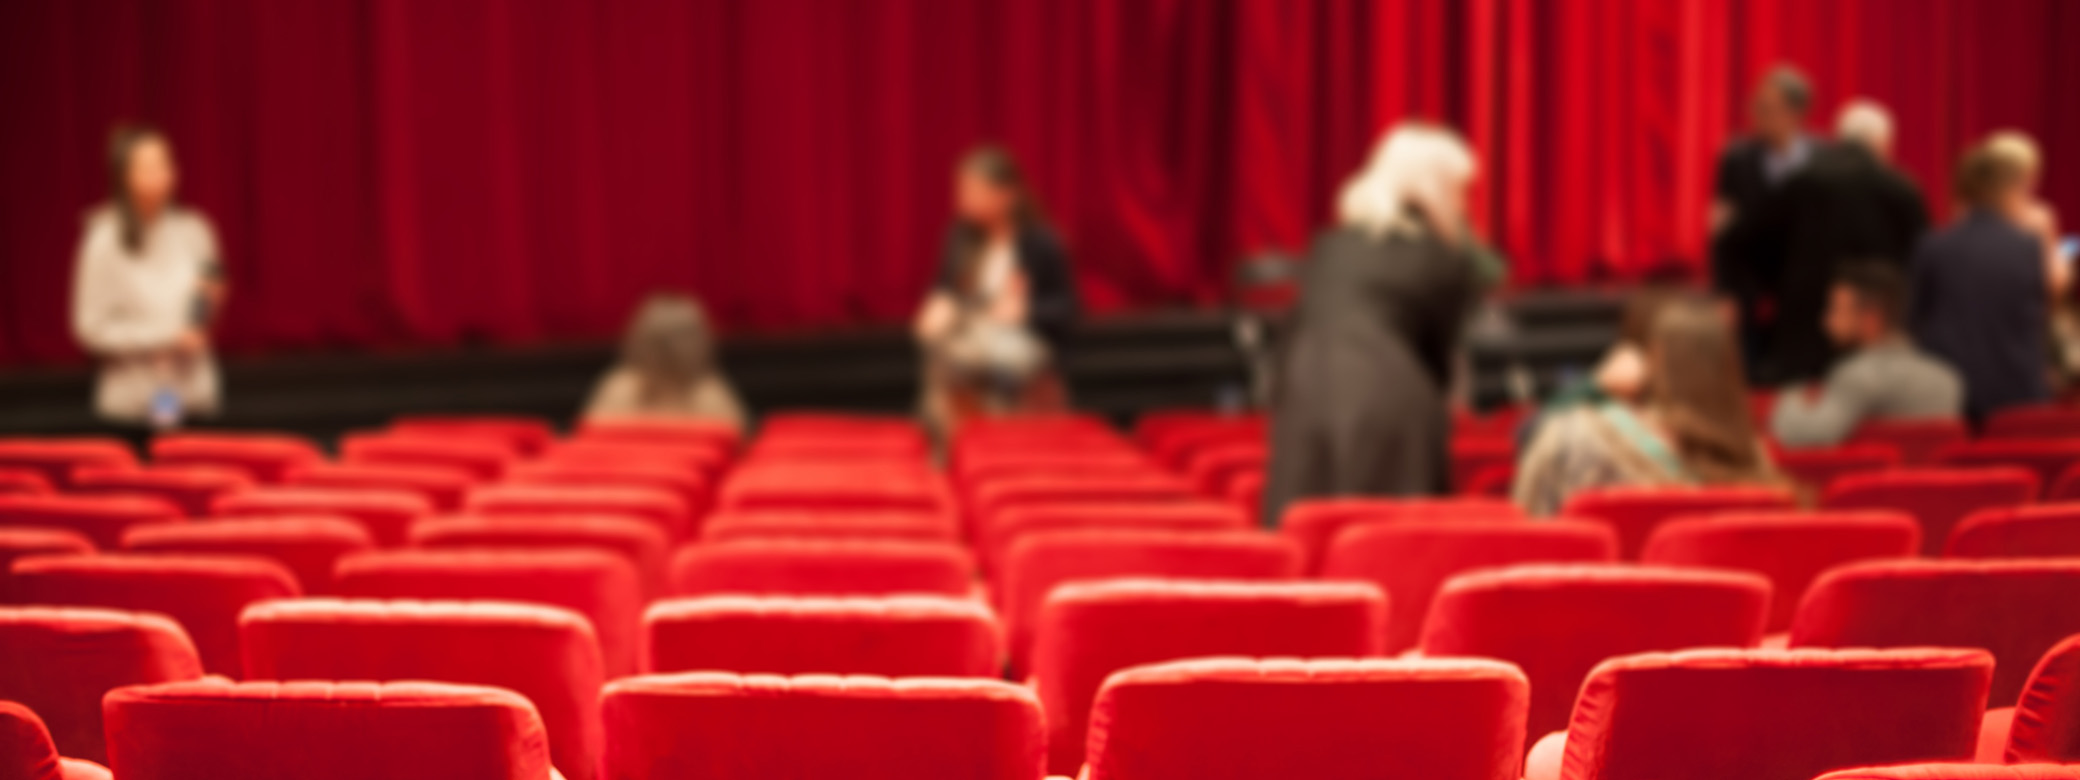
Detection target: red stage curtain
<box><xmin>1</xmin><ymin>0</ymin><xmax>2075</xmax><ymax>364</ymax></box>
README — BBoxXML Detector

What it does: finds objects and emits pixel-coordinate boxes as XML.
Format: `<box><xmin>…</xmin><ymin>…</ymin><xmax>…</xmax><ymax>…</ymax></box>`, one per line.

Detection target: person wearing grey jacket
<box><xmin>1772</xmin><ymin>263</ymin><xmax>1961</xmax><ymax>447</ymax></box>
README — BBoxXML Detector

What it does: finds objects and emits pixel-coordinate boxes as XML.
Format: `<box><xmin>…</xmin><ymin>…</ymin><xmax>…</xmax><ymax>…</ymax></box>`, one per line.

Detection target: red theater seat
<box><xmin>1451</xmin><ymin>437</ymin><xmax>1516</xmax><ymax>494</ymax></box>
<box><xmin>955</xmin><ymin>450</ymin><xmax>1153</xmax><ymax>489</ymax></box>
<box><xmin>1032</xmin><ymin>579</ymin><xmax>1385</xmax><ymax>774</ymax></box>
<box><xmin>642</xmin><ymin>595</ymin><xmax>1000</xmax><ymax>677</ymax></box>
<box><xmin>502</xmin><ymin>462</ymin><xmax>709</xmax><ymax>516</ymax></box>
<box><xmin>1419</xmin><ymin>564</ymin><xmax>1771</xmax><ymax>740</ymax></box>
<box><xmin>0</xmin><ymin>607</ymin><xmax>203</xmax><ymax>763</ymax></box>
<box><xmin>6</xmin><ymin>555</ymin><xmax>297</xmax><ymax>678</ymax></box>
<box><xmin>1936</xmin><ymin>441</ymin><xmax>2080</xmax><ymax>496</ymax></box>
<box><xmin>2000</xmin><ymin>633</ymin><xmax>2080</xmax><ymax>763</ymax></box>
<box><xmin>717</xmin><ymin>469</ymin><xmax>951</xmax><ymax>514</ymax></box>
<box><xmin>1776</xmin><ymin>444</ymin><xmax>1902</xmax><ymax>493</ymax></box>
<box><xmin>334</xmin><ymin>549</ymin><xmax>642</xmax><ymax>676</ymax></box>
<box><xmin>1534</xmin><ymin>648</ymin><xmax>1991</xmax><ymax>780</ymax></box>
<box><xmin>972</xmin><ymin>473</ymin><xmax>1195</xmax><ymax>520</ymax></box>
<box><xmin>1817</xmin><ymin>766</ymin><xmax>2080</xmax><ymax>780</ymax></box>
<box><xmin>388</xmin><ymin>414</ymin><xmax>557</xmax><ymax>456</ymax></box>
<box><xmin>1946</xmin><ymin>504</ymin><xmax>2080</xmax><ymax>558</ymax></box>
<box><xmin>1847</xmin><ymin>419</ymin><xmax>1970</xmax><ymax>465</ymax></box>
<box><xmin>1561</xmin><ymin>486</ymin><xmax>1795</xmax><ymax>560</ymax></box>
<box><xmin>0</xmin><ymin>439</ymin><xmax>137</xmax><ymax>488</ymax></box>
<box><xmin>149</xmin><ymin>432</ymin><xmax>320</xmax><ymax>483</ymax></box>
<box><xmin>1084</xmin><ymin>657</ymin><xmax>1529</xmax><ymax>780</ymax></box>
<box><xmin>241</xmin><ymin>599</ymin><xmax>604</xmax><ymax>780</ymax></box>
<box><xmin>285</xmin><ymin>463</ymin><xmax>474</xmax><ymax>512</ymax></box>
<box><xmin>539</xmin><ymin>440</ymin><xmax>730</xmax><ymax>477</ymax></box>
<box><xmin>339</xmin><ymin>433</ymin><xmax>514</xmax><ymax>482</ymax></box>
<box><xmin>668</xmin><ymin>539</ymin><xmax>975</xmax><ymax>599</ymax></box>
<box><xmin>1640</xmin><ymin>511</ymin><xmax>1921</xmax><ymax>632</ymax></box>
<box><xmin>1000</xmin><ymin>529</ymin><xmax>1300</xmax><ymax>677</ymax></box>
<box><xmin>467</xmin><ymin>484</ymin><xmax>692</xmax><ymax>540</ymax></box>
<box><xmin>121</xmin><ymin>517</ymin><xmax>373</xmax><ymax>594</ymax></box>
<box><xmin>0</xmin><ymin>495</ymin><xmax>179</xmax><ymax>550</ymax></box>
<box><xmin>575</xmin><ymin>417</ymin><xmax>740</xmax><ymax>451</ymax></box>
<box><xmin>699</xmin><ymin>510</ymin><xmax>959</xmax><ymax>545</ymax></box>
<box><xmin>103</xmin><ymin>679</ymin><xmax>554</xmax><ymax>780</ymax></box>
<box><xmin>983</xmin><ymin>501</ymin><xmax>1249</xmax><ymax>573</ymax></box>
<box><xmin>1183</xmin><ymin>441</ymin><xmax>1267</xmax><ymax>497</ymax></box>
<box><xmin>1791</xmin><ymin>559</ymin><xmax>2080</xmax><ymax>704</ymax></box>
<box><xmin>0</xmin><ymin>529</ymin><xmax>92</xmax><ymax>598</ymax></box>
<box><xmin>1323</xmin><ymin>519</ymin><xmax>1621</xmax><ymax>652</ymax></box>
<box><xmin>1984</xmin><ymin>404</ymin><xmax>2080</xmax><ymax>440</ymax></box>
<box><xmin>0</xmin><ymin>701</ymin><xmax>111</xmax><ymax>780</ymax></box>
<box><xmin>603</xmin><ymin>673</ymin><xmax>1042</xmax><ymax>779</ymax></box>
<box><xmin>213</xmin><ymin>486</ymin><xmax>431</xmax><ymax>547</ymax></box>
<box><xmin>1279</xmin><ymin>497</ymin><xmax>1525</xmax><ymax>575</ymax></box>
<box><xmin>1822</xmin><ymin>468</ymin><xmax>2039</xmax><ymax>556</ymax></box>
<box><xmin>67</xmin><ymin>466</ymin><xmax>251</xmax><ymax>517</ymax></box>
<box><xmin>411</xmin><ymin>515</ymin><xmax>671</xmax><ymax>597</ymax></box>
<box><xmin>0</xmin><ymin>469</ymin><xmax>51</xmax><ymax>496</ymax></box>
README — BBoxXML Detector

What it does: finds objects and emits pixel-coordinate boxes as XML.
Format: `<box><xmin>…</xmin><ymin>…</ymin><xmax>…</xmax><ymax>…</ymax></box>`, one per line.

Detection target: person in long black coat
<box><xmin>1712</xmin><ymin>66</ymin><xmax>1821</xmax><ymax>377</ymax></box>
<box><xmin>1262</xmin><ymin>124</ymin><xmax>1483</xmax><ymax>527</ymax></box>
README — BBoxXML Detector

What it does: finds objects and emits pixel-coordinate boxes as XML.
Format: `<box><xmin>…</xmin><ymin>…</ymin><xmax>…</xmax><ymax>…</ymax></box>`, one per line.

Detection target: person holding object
<box><xmin>71</xmin><ymin>124</ymin><xmax>223</xmax><ymax>426</ymax></box>
<box><xmin>1771</xmin><ymin>263</ymin><xmax>1962</xmax><ymax>448</ymax></box>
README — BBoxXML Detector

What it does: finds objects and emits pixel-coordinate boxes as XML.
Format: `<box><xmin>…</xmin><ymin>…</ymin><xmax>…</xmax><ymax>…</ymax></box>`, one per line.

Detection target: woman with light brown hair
<box><xmin>583</xmin><ymin>293</ymin><xmax>746</xmax><ymax>432</ymax></box>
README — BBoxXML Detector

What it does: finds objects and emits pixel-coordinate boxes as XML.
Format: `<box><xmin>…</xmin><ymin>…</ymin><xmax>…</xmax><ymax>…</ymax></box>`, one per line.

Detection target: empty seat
<box><xmin>575</xmin><ymin>417</ymin><xmax>739</xmax><ymax>452</ymax></box>
<box><xmin>339</xmin><ymin>433</ymin><xmax>514</xmax><ymax>481</ymax></box>
<box><xmin>1846</xmin><ymin>419</ymin><xmax>1969</xmax><ymax>465</ymax></box>
<box><xmin>1936</xmin><ymin>441</ymin><xmax>2080</xmax><ymax>496</ymax></box>
<box><xmin>643</xmin><ymin>595</ymin><xmax>1000</xmax><ymax>676</ymax></box>
<box><xmin>466</xmin><ymin>485</ymin><xmax>692</xmax><ymax>540</ymax></box>
<box><xmin>1322</xmin><ymin>519</ymin><xmax>1621</xmax><ymax>652</ymax></box>
<box><xmin>1946</xmin><ymin>504</ymin><xmax>2080</xmax><ymax>558</ymax></box>
<box><xmin>1033</xmin><ymin>579</ymin><xmax>1385</xmax><ymax>774</ymax></box>
<box><xmin>0</xmin><ymin>495</ymin><xmax>179</xmax><ymax>549</ymax></box>
<box><xmin>983</xmin><ymin>501</ymin><xmax>1249</xmax><ymax>573</ymax></box>
<box><xmin>0</xmin><ymin>701</ymin><xmax>111</xmax><ymax>780</ymax></box>
<box><xmin>1451</xmin><ymin>437</ymin><xmax>1517</xmax><ymax>494</ymax></box>
<box><xmin>0</xmin><ymin>439</ymin><xmax>136</xmax><ymax>488</ymax></box>
<box><xmin>213</xmin><ymin>486</ymin><xmax>431</xmax><ymax>546</ymax></box>
<box><xmin>601</xmin><ymin>672</ymin><xmax>1042</xmax><ymax>779</ymax></box>
<box><xmin>1183</xmin><ymin>441</ymin><xmax>1267</xmax><ymax>497</ymax></box>
<box><xmin>1821</xmin><ymin>468</ymin><xmax>2038</xmax><ymax>556</ymax></box>
<box><xmin>1530</xmin><ymin>648</ymin><xmax>1991</xmax><ymax>780</ymax></box>
<box><xmin>1419</xmin><ymin>564</ymin><xmax>1771</xmax><ymax>740</ymax></box>
<box><xmin>241</xmin><ymin>599</ymin><xmax>604</xmax><ymax>780</ymax></box>
<box><xmin>68</xmin><ymin>466</ymin><xmax>251</xmax><ymax>517</ymax></box>
<box><xmin>411</xmin><ymin>515</ymin><xmax>671</xmax><ymax>597</ymax></box>
<box><xmin>539</xmin><ymin>440</ymin><xmax>729</xmax><ymax>478</ymax></box>
<box><xmin>334</xmin><ymin>549</ymin><xmax>642</xmax><ymax>676</ymax></box>
<box><xmin>972</xmin><ymin>473</ymin><xmax>1196</xmax><ymax>521</ymax></box>
<box><xmin>1792</xmin><ymin>559</ymin><xmax>2080</xmax><ymax>705</ymax></box>
<box><xmin>502</xmin><ymin>462</ymin><xmax>709</xmax><ymax>516</ymax></box>
<box><xmin>1985</xmin><ymin>404</ymin><xmax>2080</xmax><ymax>441</ymax></box>
<box><xmin>6</xmin><ymin>555</ymin><xmax>298</xmax><ymax>677</ymax></box>
<box><xmin>103</xmin><ymin>679</ymin><xmax>553</xmax><ymax>779</ymax></box>
<box><xmin>1776</xmin><ymin>444</ymin><xmax>1902</xmax><ymax>493</ymax></box>
<box><xmin>388</xmin><ymin>414</ymin><xmax>557</xmax><ymax>456</ymax></box>
<box><xmin>1084</xmin><ymin>657</ymin><xmax>1529</xmax><ymax>780</ymax></box>
<box><xmin>149</xmin><ymin>432</ymin><xmax>322</xmax><ymax>483</ymax></box>
<box><xmin>121</xmin><ymin>517</ymin><xmax>374</xmax><ymax>594</ymax></box>
<box><xmin>955</xmin><ymin>450</ymin><xmax>1153</xmax><ymax>488</ymax></box>
<box><xmin>1640</xmin><ymin>512</ymin><xmax>1920</xmax><ymax>632</ymax></box>
<box><xmin>1561</xmin><ymin>486</ymin><xmax>1795</xmax><ymax>560</ymax></box>
<box><xmin>717</xmin><ymin>469</ymin><xmax>950</xmax><ymax>514</ymax></box>
<box><xmin>285</xmin><ymin>463</ymin><xmax>474</xmax><ymax>512</ymax></box>
<box><xmin>2000</xmin><ymin>632</ymin><xmax>2080</xmax><ymax>763</ymax></box>
<box><xmin>1000</xmin><ymin>529</ymin><xmax>1300</xmax><ymax>677</ymax></box>
<box><xmin>699</xmin><ymin>509</ymin><xmax>959</xmax><ymax>545</ymax></box>
<box><xmin>0</xmin><ymin>607</ymin><xmax>202</xmax><ymax>763</ymax></box>
<box><xmin>1279</xmin><ymin>497</ymin><xmax>1524</xmax><ymax>574</ymax></box>
<box><xmin>1816</xmin><ymin>766</ymin><xmax>2080</xmax><ymax>780</ymax></box>
<box><xmin>668</xmin><ymin>539</ymin><xmax>975</xmax><ymax>600</ymax></box>
<box><xmin>0</xmin><ymin>469</ymin><xmax>51</xmax><ymax>496</ymax></box>
<box><xmin>0</xmin><ymin>529</ymin><xmax>92</xmax><ymax>598</ymax></box>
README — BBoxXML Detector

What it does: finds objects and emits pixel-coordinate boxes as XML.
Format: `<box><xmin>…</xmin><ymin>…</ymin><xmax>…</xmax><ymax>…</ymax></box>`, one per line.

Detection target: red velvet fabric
<box><xmin>1278</xmin><ymin>497</ymin><xmax>1525</xmax><ymax>575</ymax></box>
<box><xmin>103</xmin><ymin>679</ymin><xmax>554</xmax><ymax>780</ymax></box>
<box><xmin>642</xmin><ymin>595</ymin><xmax>1001</xmax><ymax>677</ymax></box>
<box><xmin>0</xmin><ymin>495</ymin><xmax>180</xmax><ymax>550</ymax></box>
<box><xmin>0</xmin><ymin>607</ymin><xmax>202</xmax><ymax>763</ymax></box>
<box><xmin>2006</xmin><ymin>632</ymin><xmax>2080</xmax><ymax>763</ymax></box>
<box><xmin>387</xmin><ymin>416</ymin><xmax>557</xmax><ymax>458</ymax></box>
<box><xmin>982</xmin><ymin>501</ymin><xmax>1249</xmax><ymax>574</ymax></box>
<box><xmin>954</xmin><ymin>451</ymin><xmax>1153</xmax><ymax>488</ymax></box>
<box><xmin>1639</xmin><ymin>511</ymin><xmax>1920</xmax><ymax>632</ymax></box>
<box><xmin>466</xmin><ymin>484</ymin><xmax>692</xmax><ymax>541</ymax></box>
<box><xmin>1818</xmin><ymin>765</ymin><xmax>2080</xmax><ymax>780</ymax></box>
<box><xmin>1085</xmin><ymin>657</ymin><xmax>1529</xmax><ymax>780</ymax></box>
<box><xmin>744</xmin><ymin>432</ymin><xmax>932</xmax><ymax>462</ymax></box>
<box><xmin>1790</xmin><ymin>559</ymin><xmax>2080</xmax><ymax>705</ymax></box>
<box><xmin>602</xmin><ymin>672</ymin><xmax>1044</xmax><ymax>779</ymax></box>
<box><xmin>1936</xmin><ymin>443</ymin><xmax>2080</xmax><ymax>498</ymax></box>
<box><xmin>1820</xmin><ymin>468</ymin><xmax>2039</xmax><ymax>556</ymax></box>
<box><xmin>1032</xmin><ymin>579</ymin><xmax>1385</xmax><ymax>774</ymax></box>
<box><xmin>1322</xmin><ymin>519</ymin><xmax>1621</xmax><ymax>653</ymax></box>
<box><xmin>335</xmin><ymin>549</ymin><xmax>641</xmax><ymax>677</ymax></box>
<box><xmin>1984</xmin><ymin>405</ymin><xmax>2080</xmax><ymax>441</ymax></box>
<box><xmin>339</xmin><ymin>434</ymin><xmax>514</xmax><ymax>482</ymax></box>
<box><xmin>213</xmin><ymin>486</ymin><xmax>433</xmax><ymax>547</ymax></box>
<box><xmin>538</xmin><ymin>441</ymin><xmax>730</xmax><ymax>480</ymax></box>
<box><xmin>667</xmin><ymin>539</ymin><xmax>976</xmax><ymax>600</ymax></box>
<box><xmin>1000</xmin><ymin>529</ymin><xmax>1300</xmax><ymax>678</ymax></box>
<box><xmin>1183</xmin><ymin>442</ymin><xmax>1268</xmax><ymax>498</ymax></box>
<box><xmin>1846</xmin><ymin>421</ymin><xmax>1972</xmax><ymax>466</ymax></box>
<box><xmin>759</xmin><ymin>413</ymin><xmax>923</xmax><ymax>438</ymax></box>
<box><xmin>1946</xmin><ymin>505</ymin><xmax>2080</xmax><ymax>559</ymax></box>
<box><xmin>0</xmin><ymin>470</ymin><xmax>52</xmax><ymax>497</ymax></box>
<box><xmin>1775</xmin><ymin>445</ymin><xmax>1904</xmax><ymax>495</ymax></box>
<box><xmin>1559</xmin><ymin>648</ymin><xmax>1991</xmax><ymax>780</ymax></box>
<box><xmin>699</xmin><ymin>510</ymin><xmax>960</xmax><ymax>545</ymax></box>
<box><xmin>501</xmin><ymin>463</ymin><xmax>710</xmax><ymax>520</ymax></box>
<box><xmin>286</xmin><ymin>463</ymin><xmax>475</xmax><ymax>512</ymax></box>
<box><xmin>0</xmin><ymin>700</ymin><xmax>66</xmax><ymax>780</ymax></box>
<box><xmin>5</xmin><ymin>554</ymin><xmax>297</xmax><ymax>677</ymax></box>
<box><xmin>717</xmin><ymin>468</ymin><xmax>952</xmax><ymax>515</ymax></box>
<box><xmin>411</xmin><ymin>515</ymin><xmax>672</xmax><ymax>598</ymax></box>
<box><xmin>0</xmin><ymin>529</ymin><xmax>93</xmax><ymax>600</ymax></box>
<box><xmin>573</xmin><ymin>420</ymin><xmax>739</xmax><ymax>453</ymax></box>
<box><xmin>972</xmin><ymin>474</ymin><xmax>1197</xmax><ymax>524</ymax></box>
<box><xmin>1149</xmin><ymin>421</ymin><xmax>1268</xmax><ymax>473</ymax></box>
<box><xmin>241</xmin><ymin>599</ymin><xmax>603</xmax><ymax>780</ymax></box>
<box><xmin>1560</xmin><ymin>487</ymin><xmax>1796</xmax><ymax>560</ymax></box>
<box><xmin>120</xmin><ymin>517</ymin><xmax>374</xmax><ymax>595</ymax></box>
<box><xmin>1452</xmin><ymin>438</ymin><xmax>1519</xmax><ymax>494</ymax></box>
<box><xmin>68</xmin><ymin>466</ymin><xmax>252</xmax><ymax>518</ymax></box>
<box><xmin>0</xmin><ymin>441</ymin><xmax>136</xmax><ymax>490</ymax></box>
<box><xmin>1420</xmin><ymin>564</ymin><xmax>1771</xmax><ymax>741</ymax></box>
<box><xmin>148</xmin><ymin>434</ymin><xmax>322</xmax><ymax>485</ymax></box>
<box><xmin>2053</xmin><ymin>465</ymin><xmax>2080</xmax><ymax>503</ymax></box>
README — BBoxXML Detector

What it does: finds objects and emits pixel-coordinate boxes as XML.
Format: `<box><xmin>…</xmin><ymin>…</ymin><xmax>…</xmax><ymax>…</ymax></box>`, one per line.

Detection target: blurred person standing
<box><xmin>71</xmin><ymin>124</ymin><xmax>224</xmax><ymax>427</ymax></box>
<box><xmin>584</xmin><ymin>293</ymin><xmax>747</xmax><ymax>433</ymax></box>
<box><xmin>1711</xmin><ymin>66</ymin><xmax>1820</xmax><ymax>381</ymax></box>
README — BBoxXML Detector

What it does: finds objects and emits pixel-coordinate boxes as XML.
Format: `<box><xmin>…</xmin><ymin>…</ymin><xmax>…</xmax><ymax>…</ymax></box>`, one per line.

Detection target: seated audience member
<box><xmin>1772</xmin><ymin>263</ymin><xmax>1962</xmax><ymax>447</ymax></box>
<box><xmin>1911</xmin><ymin>131</ymin><xmax>2070</xmax><ymax>422</ymax></box>
<box><xmin>584</xmin><ymin>293</ymin><xmax>746</xmax><ymax>432</ymax></box>
<box><xmin>1515</xmin><ymin>298</ymin><xmax>1781</xmax><ymax>515</ymax></box>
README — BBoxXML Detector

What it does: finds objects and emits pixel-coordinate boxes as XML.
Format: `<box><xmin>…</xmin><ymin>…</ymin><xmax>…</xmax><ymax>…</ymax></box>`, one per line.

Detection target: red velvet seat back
<box><xmin>69</xmin><ymin>466</ymin><xmax>252</xmax><ymax>517</ymax></box>
<box><xmin>339</xmin><ymin>433</ymin><xmax>515</xmax><ymax>482</ymax></box>
<box><xmin>0</xmin><ymin>439</ymin><xmax>137</xmax><ymax>489</ymax></box>
<box><xmin>411</xmin><ymin>515</ymin><xmax>671</xmax><ymax>597</ymax></box>
<box><xmin>668</xmin><ymin>539</ymin><xmax>974</xmax><ymax>599</ymax></box>
<box><xmin>1086</xmin><ymin>657</ymin><xmax>1529</xmax><ymax>780</ymax></box>
<box><xmin>1822</xmin><ymin>468</ymin><xmax>2038</xmax><ymax>555</ymax></box>
<box><xmin>2007</xmin><ymin>632</ymin><xmax>2080</xmax><ymax>763</ymax></box>
<box><xmin>1420</xmin><ymin>564</ymin><xmax>1770</xmax><ymax>740</ymax></box>
<box><xmin>574</xmin><ymin>418</ymin><xmax>740</xmax><ymax>452</ymax></box>
<box><xmin>973</xmin><ymin>474</ymin><xmax>1196</xmax><ymax>524</ymax></box>
<box><xmin>149</xmin><ymin>433</ymin><xmax>321</xmax><ymax>484</ymax></box>
<box><xmin>699</xmin><ymin>509</ymin><xmax>959</xmax><ymax>544</ymax></box>
<box><xmin>122</xmin><ymin>517</ymin><xmax>374</xmax><ymax>595</ymax></box>
<box><xmin>601</xmin><ymin>672</ymin><xmax>1044</xmax><ymax>779</ymax></box>
<box><xmin>0</xmin><ymin>529</ymin><xmax>92</xmax><ymax>599</ymax></box>
<box><xmin>1324</xmin><ymin>519</ymin><xmax>1620</xmax><ymax>652</ymax></box>
<box><xmin>0</xmin><ymin>469</ymin><xmax>52</xmax><ymax>497</ymax></box>
<box><xmin>213</xmin><ymin>486</ymin><xmax>432</xmax><ymax>547</ymax></box>
<box><xmin>1640</xmin><ymin>511</ymin><xmax>1920</xmax><ymax>632</ymax></box>
<box><xmin>1033</xmin><ymin>579</ymin><xmax>1385</xmax><ymax>774</ymax></box>
<box><xmin>500</xmin><ymin>463</ymin><xmax>710</xmax><ymax>518</ymax></box>
<box><xmin>1935</xmin><ymin>442</ymin><xmax>2080</xmax><ymax>497</ymax></box>
<box><xmin>0</xmin><ymin>495</ymin><xmax>180</xmax><ymax>550</ymax></box>
<box><xmin>466</xmin><ymin>485</ymin><xmax>693</xmax><ymax>541</ymax></box>
<box><xmin>1790</xmin><ymin>559</ymin><xmax>2080</xmax><ymax>704</ymax></box>
<box><xmin>7</xmin><ymin>555</ymin><xmax>297</xmax><ymax>677</ymax></box>
<box><xmin>335</xmin><ymin>549</ymin><xmax>642</xmax><ymax>676</ymax></box>
<box><xmin>1845</xmin><ymin>420</ymin><xmax>1969</xmax><ymax>465</ymax></box>
<box><xmin>1559</xmin><ymin>648</ymin><xmax>1992</xmax><ymax>780</ymax></box>
<box><xmin>241</xmin><ymin>599</ymin><xmax>604</xmax><ymax>780</ymax></box>
<box><xmin>1775</xmin><ymin>444</ymin><xmax>1903</xmax><ymax>493</ymax></box>
<box><xmin>0</xmin><ymin>700</ymin><xmax>103</xmax><ymax>780</ymax></box>
<box><xmin>0</xmin><ymin>607</ymin><xmax>202</xmax><ymax>762</ymax></box>
<box><xmin>1984</xmin><ymin>404</ymin><xmax>2080</xmax><ymax>440</ymax></box>
<box><xmin>1947</xmin><ymin>504</ymin><xmax>2080</xmax><ymax>558</ymax></box>
<box><xmin>1817</xmin><ymin>765</ymin><xmax>2080</xmax><ymax>780</ymax></box>
<box><xmin>717</xmin><ymin>468</ymin><xmax>951</xmax><ymax>514</ymax></box>
<box><xmin>539</xmin><ymin>441</ymin><xmax>730</xmax><ymax>479</ymax></box>
<box><xmin>1279</xmin><ymin>497</ymin><xmax>1524</xmax><ymax>575</ymax></box>
<box><xmin>982</xmin><ymin>501</ymin><xmax>1248</xmax><ymax>573</ymax></box>
<box><xmin>1560</xmin><ymin>486</ymin><xmax>1795</xmax><ymax>559</ymax></box>
<box><xmin>643</xmin><ymin>595</ymin><xmax>1001</xmax><ymax>676</ymax></box>
<box><xmin>286</xmin><ymin>463</ymin><xmax>475</xmax><ymax>512</ymax></box>
<box><xmin>388</xmin><ymin>415</ymin><xmax>557</xmax><ymax>457</ymax></box>
<box><xmin>104</xmin><ymin>679</ymin><xmax>553</xmax><ymax>780</ymax></box>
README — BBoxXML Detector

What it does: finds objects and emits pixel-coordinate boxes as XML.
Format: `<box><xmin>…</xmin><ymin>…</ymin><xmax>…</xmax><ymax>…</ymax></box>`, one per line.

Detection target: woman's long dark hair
<box><xmin>951</xmin><ymin>145</ymin><xmax>1050</xmax><ymax>294</ymax></box>
<box><xmin>106</xmin><ymin>123</ymin><xmax>170</xmax><ymax>254</ymax></box>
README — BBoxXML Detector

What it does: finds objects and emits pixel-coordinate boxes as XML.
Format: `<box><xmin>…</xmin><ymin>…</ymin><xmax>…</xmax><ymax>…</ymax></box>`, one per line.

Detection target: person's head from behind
<box><xmin>1834</xmin><ymin>99</ymin><xmax>1894</xmax><ymax>160</ymax></box>
<box><xmin>1824</xmin><ymin>263</ymin><xmax>1908</xmax><ymax>350</ymax></box>
<box><xmin>1648</xmin><ymin>298</ymin><xmax>1771</xmax><ymax>483</ymax></box>
<box><xmin>1337</xmin><ymin>122</ymin><xmax>1479</xmax><ymax>242</ymax></box>
<box><xmin>1748</xmin><ymin>65</ymin><xmax>1812</xmax><ymax>146</ymax></box>
<box><xmin>954</xmin><ymin>145</ymin><xmax>1040</xmax><ymax>232</ymax></box>
<box><xmin>618</xmin><ymin>293</ymin><xmax>716</xmax><ymax>405</ymax></box>
<box><xmin>1955</xmin><ymin>131</ymin><xmax>2042</xmax><ymax>218</ymax></box>
<box><xmin>108</xmin><ymin>124</ymin><xmax>177</xmax><ymax>251</ymax></box>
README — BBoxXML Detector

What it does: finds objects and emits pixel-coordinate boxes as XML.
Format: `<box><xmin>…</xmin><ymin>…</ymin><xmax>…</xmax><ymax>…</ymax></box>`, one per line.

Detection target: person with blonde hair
<box><xmin>583</xmin><ymin>293</ymin><xmax>746</xmax><ymax>432</ymax></box>
<box><xmin>1261</xmin><ymin>123</ymin><xmax>1487</xmax><ymax>525</ymax></box>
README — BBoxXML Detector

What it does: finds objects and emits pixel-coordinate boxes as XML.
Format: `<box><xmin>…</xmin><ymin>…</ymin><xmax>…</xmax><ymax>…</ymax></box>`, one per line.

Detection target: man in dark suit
<box><xmin>1711</xmin><ymin>65</ymin><xmax>1819</xmax><ymax>380</ymax></box>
